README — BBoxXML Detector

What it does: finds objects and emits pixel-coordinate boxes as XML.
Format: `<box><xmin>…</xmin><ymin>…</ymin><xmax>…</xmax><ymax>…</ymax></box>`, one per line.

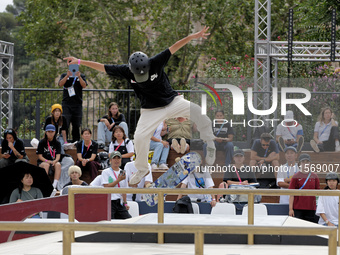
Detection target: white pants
<box><xmin>134</xmin><ymin>95</ymin><xmax>215</xmax><ymax>172</ymax></box>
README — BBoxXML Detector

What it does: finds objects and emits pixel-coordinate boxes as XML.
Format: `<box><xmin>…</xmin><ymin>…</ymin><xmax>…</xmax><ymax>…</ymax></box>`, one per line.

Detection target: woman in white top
<box><xmin>109</xmin><ymin>126</ymin><xmax>134</xmax><ymax>169</ymax></box>
<box><xmin>316</xmin><ymin>172</ymin><xmax>339</xmax><ymax>227</ymax></box>
<box><xmin>310</xmin><ymin>107</ymin><xmax>340</xmax><ymax>152</ymax></box>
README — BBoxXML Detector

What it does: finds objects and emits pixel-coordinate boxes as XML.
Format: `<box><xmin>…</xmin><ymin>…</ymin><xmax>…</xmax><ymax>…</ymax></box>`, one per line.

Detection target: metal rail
<box><xmin>0</xmin><ymin>221</ymin><xmax>336</xmax><ymax>255</ymax></box>
<box><xmin>67</xmin><ymin>187</ymin><xmax>340</xmax><ymax>248</ymax></box>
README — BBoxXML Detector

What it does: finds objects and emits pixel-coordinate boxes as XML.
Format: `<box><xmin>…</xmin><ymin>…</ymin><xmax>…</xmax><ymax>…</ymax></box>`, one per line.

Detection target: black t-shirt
<box><xmin>104</xmin><ymin>49</ymin><xmax>178</xmax><ymax>109</ymax></box>
<box><xmin>251</xmin><ymin>139</ymin><xmax>279</xmax><ymax>158</ymax></box>
<box><xmin>213</xmin><ymin>122</ymin><xmax>234</xmax><ymax>138</ymax></box>
<box><xmin>1</xmin><ymin>139</ymin><xmax>26</xmax><ymax>162</ymax></box>
<box><xmin>36</xmin><ymin>139</ymin><xmax>61</xmax><ymax>163</ymax></box>
<box><xmin>97</xmin><ymin>114</ymin><xmax>127</xmax><ymax>132</ymax></box>
<box><xmin>223</xmin><ymin>165</ymin><xmax>257</xmax><ymax>183</ymax></box>
<box><xmin>76</xmin><ymin>140</ymin><xmax>98</xmax><ymax>159</ymax></box>
<box><xmin>44</xmin><ymin>116</ymin><xmax>68</xmax><ymax>136</ymax></box>
<box><xmin>63</xmin><ymin>181</ymin><xmax>89</xmax><ymax>188</ymax></box>
<box><xmin>59</xmin><ymin>73</ymin><xmax>87</xmax><ymax>105</ymax></box>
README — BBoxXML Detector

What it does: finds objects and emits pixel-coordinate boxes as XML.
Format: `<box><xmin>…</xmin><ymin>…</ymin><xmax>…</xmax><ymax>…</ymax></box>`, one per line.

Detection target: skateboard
<box><xmin>144</xmin><ymin>151</ymin><xmax>202</xmax><ymax>207</ymax></box>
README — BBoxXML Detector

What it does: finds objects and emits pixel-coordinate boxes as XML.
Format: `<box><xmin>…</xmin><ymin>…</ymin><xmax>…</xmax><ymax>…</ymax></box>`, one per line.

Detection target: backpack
<box><xmin>173</xmin><ymin>195</ymin><xmax>194</xmax><ymax>213</ymax></box>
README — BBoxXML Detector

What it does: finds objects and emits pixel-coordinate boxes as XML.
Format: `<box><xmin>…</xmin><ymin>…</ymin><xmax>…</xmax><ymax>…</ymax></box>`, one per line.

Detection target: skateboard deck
<box><xmin>144</xmin><ymin>151</ymin><xmax>202</xmax><ymax>207</ymax></box>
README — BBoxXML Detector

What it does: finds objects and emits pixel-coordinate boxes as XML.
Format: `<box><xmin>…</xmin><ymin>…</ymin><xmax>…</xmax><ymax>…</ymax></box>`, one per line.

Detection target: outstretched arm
<box><xmin>63</xmin><ymin>57</ymin><xmax>106</xmax><ymax>72</ymax></box>
<box><xmin>169</xmin><ymin>26</ymin><xmax>210</xmax><ymax>55</ymax></box>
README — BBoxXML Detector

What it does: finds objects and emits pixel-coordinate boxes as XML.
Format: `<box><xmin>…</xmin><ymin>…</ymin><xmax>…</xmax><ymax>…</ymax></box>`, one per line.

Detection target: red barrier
<box><xmin>0</xmin><ymin>194</ymin><xmax>111</xmax><ymax>243</ymax></box>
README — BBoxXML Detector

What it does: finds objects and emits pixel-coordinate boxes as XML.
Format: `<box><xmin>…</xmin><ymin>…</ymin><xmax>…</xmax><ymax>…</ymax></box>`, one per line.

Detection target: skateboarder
<box><xmin>64</xmin><ymin>26</ymin><xmax>216</xmax><ymax>185</ymax></box>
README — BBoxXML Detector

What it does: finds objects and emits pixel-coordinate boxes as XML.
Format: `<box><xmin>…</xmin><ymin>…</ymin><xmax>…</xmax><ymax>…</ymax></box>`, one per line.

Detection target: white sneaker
<box><xmin>180</xmin><ymin>138</ymin><xmax>186</xmax><ymax>154</ymax></box>
<box><xmin>159</xmin><ymin>163</ymin><xmax>169</xmax><ymax>170</ymax></box>
<box><xmin>172</xmin><ymin>139</ymin><xmax>180</xmax><ymax>153</ymax></box>
<box><xmin>129</xmin><ymin>168</ymin><xmax>150</xmax><ymax>185</ymax></box>
<box><xmin>310</xmin><ymin>140</ymin><xmax>320</xmax><ymax>153</ymax></box>
<box><xmin>205</xmin><ymin>141</ymin><xmax>216</xmax><ymax>165</ymax></box>
<box><xmin>64</xmin><ymin>141</ymin><xmax>77</xmax><ymax>150</ymax></box>
<box><xmin>151</xmin><ymin>163</ymin><xmax>158</xmax><ymax>170</ymax></box>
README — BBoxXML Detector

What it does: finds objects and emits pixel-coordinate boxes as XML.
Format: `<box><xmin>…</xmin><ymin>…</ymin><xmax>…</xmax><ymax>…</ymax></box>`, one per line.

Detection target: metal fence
<box><xmin>2</xmin><ymin>88</ymin><xmax>339</xmax><ymax>147</ymax></box>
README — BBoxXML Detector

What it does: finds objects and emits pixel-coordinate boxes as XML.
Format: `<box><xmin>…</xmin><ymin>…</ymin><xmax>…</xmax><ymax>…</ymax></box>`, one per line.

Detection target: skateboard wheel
<box><xmin>183</xmin><ymin>170</ymin><xmax>188</xmax><ymax>175</ymax></box>
<box><xmin>145</xmin><ymin>183</ymin><xmax>152</xmax><ymax>188</ymax></box>
<box><xmin>175</xmin><ymin>157</ymin><xmax>181</xmax><ymax>163</ymax></box>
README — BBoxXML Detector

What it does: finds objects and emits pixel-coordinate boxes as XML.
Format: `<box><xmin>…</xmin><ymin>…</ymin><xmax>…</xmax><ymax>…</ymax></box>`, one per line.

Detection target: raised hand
<box><xmin>63</xmin><ymin>56</ymin><xmax>78</xmax><ymax>65</ymax></box>
<box><xmin>192</xmin><ymin>26</ymin><xmax>210</xmax><ymax>40</ymax></box>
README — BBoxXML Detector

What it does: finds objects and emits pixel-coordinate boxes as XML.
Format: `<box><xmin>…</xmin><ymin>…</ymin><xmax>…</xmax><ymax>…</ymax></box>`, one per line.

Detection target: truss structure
<box><xmin>0</xmin><ymin>40</ymin><xmax>14</xmax><ymax>131</ymax></box>
<box><xmin>254</xmin><ymin>0</ymin><xmax>340</xmax><ymax>117</ymax></box>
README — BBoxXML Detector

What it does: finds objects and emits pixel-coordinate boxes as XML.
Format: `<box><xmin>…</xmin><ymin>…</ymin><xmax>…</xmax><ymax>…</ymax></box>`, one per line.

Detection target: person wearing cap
<box><xmin>37</xmin><ymin>124</ymin><xmax>62</xmax><ymax>189</ymax></box>
<box><xmin>250</xmin><ymin>133</ymin><xmax>280</xmax><ymax>188</ymax></box>
<box><xmin>58</xmin><ymin>66</ymin><xmax>87</xmax><ymax>142</ymax></box>
<box><xmin>289</xmin><ymin>153</ymin><xmax>320</xmax><ymax>223</ymax></box>
<box><xmin>316</xmin><ymin>172</ymin><xmax>339</xmax><ymax>227</ymax></box>
<box><xmin>44</xmin><ymin>104</ymin><xmax>68</xmax><ymax>154</ymax></box>
<box><xmin>217</xmin><ymin>149</ymin><xmax>257</xmax><ymax>201</ymax></box>
<box><xmin>310</xmin><ymin>107</ymin><xmax>340</xmax><ymax>153</ymax></box>
<box><xmin>97</xmin><ymin>102</ymin><xmax>129</xmax><ymax>149</ymax></box>
<box><xmin>276</xmin><ymin>110</ymin><xmax>304</xmax><ymax>153</ymax></box>
<box><xmin>276</xmin><ymin>146</ymin><xmax>299</xmax><ymax>204</ymax></box>
<box><xmin>62</xmin><ymin>165</ymin><xmax>89</xmax><ymax>188</ymax></box>
<box><xmin>0</xmin><ymin>128</ymin><xmax>28</xmax><ymax>169</ymax></box>
<box><xmin>101</xmin><ymin>151</ymin><xmax>132</xmax><ymax>219</ymax></box>
<box><xmin>63</xmin><ymin>26</ymin><xmax>217</xmax><ymax>186</ymax></box>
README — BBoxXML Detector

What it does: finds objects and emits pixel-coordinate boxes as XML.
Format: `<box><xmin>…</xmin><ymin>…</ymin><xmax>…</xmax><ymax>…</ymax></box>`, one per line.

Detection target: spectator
<box><xmin>44</xmin><ymin>104</ymin><xmax>68</xmax><ymax>154</ymax></box>
<box><xmin>250</xmin><ymin>133</ymin><xmax>280</xmax><ymax>188</ymax></box>
<box><xmin>218</xmin><ymin>149</ymin><xmax>257</xmax><ymax>201</ymax></box>
<box><xmin>177</xmin><ymin>168</ymin><xmax>216</xmax><ymax>208</ymax></box>
<box><xmin>97</xmin><ymin>102</ymin><xmax>129</xmax><ymax>149</ymax></box>
<box><xmin>0</xmin><ymin>128</ymin><xmax>28</xmax><ymax>169</ymax></box>
<box><xmin>276</xmin><ymin>146</ymin><xmax>299</xmax><ymax>204</ymax></box>
<box><xmin>124</xmin><ymin>161</ymin><xmax>152</xmax><ymax>202</ymax></box>
<box><xmin>310</xmin><ymin>107</ymin><xmax>340</xmax><ymax>152</ymax></box>
<box><xmin>109</xmin><ymin>126</ymin><xmax>134</xmax><ymax>169</ymax></box>
<box><xmin>9</xmin><ymin>171</ymin><xmax>43</xmax><ymax>203</ymax></box>
<box><xmin>316</xmin><ymin>172</ymin><xmax>339</xmax><ymax>227</ymax></box>
<box><xmin>63</xmin><ymin>165</ymin><xmax>89</xmax><ymax>188</ymax></box>
<box><xmin>289</xmin><ymin>153</ymin><xmax>320</xmax><ymax>223</ymax></box>
<box><xmin>76</xmin><ymin>128</ymin><xmax>101</xmax><ymax>181</ymax></box>
<box><xmin>101</xmin><ymin>151</ymin><xmax>132</xmax><ymax>219</ymax></box>
<box><xmin>165</xmin><ymin>117</ymin><xmax>197</xmax><ymax>154</ymax></box>
<box><xmin>149</xmin><ymin>121</ymin><xmax>169</xmax><ymax>170</ymax></box>
<box><xmin>36</xmin><ymin>124</ymin><xmax>61</xmax><ymax>189</ymax></box>
<box><xmin>276</xmin><ymin>110</ymin><xmax>304</xmax><ymax>153</ymax></box>
<box><xmin>204</xmin><ymin>110</ymin><xmax>234</xmax><ymax>167</ymax></box>
<box><xmin>58</xmin><ymin>66</ymin><xmax>87</xmax><ymax>142</ymax></box>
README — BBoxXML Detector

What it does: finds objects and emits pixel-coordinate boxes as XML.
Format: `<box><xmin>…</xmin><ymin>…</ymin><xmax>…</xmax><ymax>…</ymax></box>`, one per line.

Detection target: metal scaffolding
<box><xmin>254</xmin><ymin>0</ymin><xmax>340</xmax><ymax>115</ymax></box>
<box><xmin>0</xmin><ymin>40</ymin><xmax>14</xmax><ymax>132</ymax></box>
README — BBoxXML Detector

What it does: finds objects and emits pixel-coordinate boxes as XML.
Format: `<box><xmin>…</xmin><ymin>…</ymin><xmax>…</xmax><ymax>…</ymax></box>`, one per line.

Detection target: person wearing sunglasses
<box><xmin>0</xmin><ymin>128</ymin><xmax>28</xmax><ymax>169</ymax></box>
<box><xmin>249</xmin><ymin>133</ymin><xmax>280</xmax><ymax>188</ymax></box>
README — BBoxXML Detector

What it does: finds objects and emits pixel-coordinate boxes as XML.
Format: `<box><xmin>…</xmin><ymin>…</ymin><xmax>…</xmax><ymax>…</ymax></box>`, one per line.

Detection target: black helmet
<box><xmin>325</xmin><ymin>172</ymin><xmax>340</xmax><ymax>183</ymax></box>
<box><xmin>128</xmin><ymin>52</ymin><xmax>150</xmax><ymax>82</ymax></box>
<box><xmin>98</xmin><ymin>151</ymin><xmax>108</xmax><ymax>160</ymax></box>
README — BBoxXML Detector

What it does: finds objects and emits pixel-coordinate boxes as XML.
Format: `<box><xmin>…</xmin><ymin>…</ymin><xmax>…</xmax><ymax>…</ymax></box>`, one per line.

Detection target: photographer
<box><xmin>58</xmin><ymin>66</ymin><xmax>87</xmax><ymax>142</ymax></box>
<box><xmin>101</xmin><ymin>151</ymin><xmax>131</xmax><ymax>219</ymax></box>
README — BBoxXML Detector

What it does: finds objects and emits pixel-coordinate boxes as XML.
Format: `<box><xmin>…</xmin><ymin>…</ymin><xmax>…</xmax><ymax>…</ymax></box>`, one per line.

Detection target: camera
<box><xmin>120</xmin><ymin>170</ymin><xmax>125</xmax><ymax>176</ymax></box>
<box><xmin>68</xmin><ymin>64</ymin><xmax>79</xmax><ymax>77</ymax></box>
